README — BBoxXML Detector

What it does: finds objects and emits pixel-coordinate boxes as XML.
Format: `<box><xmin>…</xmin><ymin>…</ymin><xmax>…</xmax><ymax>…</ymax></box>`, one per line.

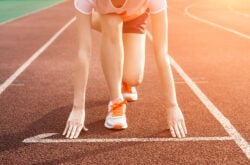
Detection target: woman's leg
<box><xmin>122</xmin><ymin>33</ymin><xmax>146</xmax><ymax>86</ymax></box>
<box><xmin>92</xmin><ymin>11</ymin><xmax>147</xmax><ymax>102</ymax></box>
<box><xmin>91</xmin><ymin>11</ymin><xmax>101</xmax><ymax>31</ymax></box>
<box><xmin>100</xmin><ymin>14</ymin><xmax>124</xmax><ymax>100</ymax></box>
<box><xmin>100</xmin><ymin>14</ymin><xmax>128</xmax><ymax>129</ymax></box>
<box><xmin>91</xmin><ymin>11</ymin><xmax>146</xmax><ymax>86</ymax></box>
<box><xmin>122</xmin><ymin>8</ymin><xmax>149</xmax><ymax>90</ymax></box>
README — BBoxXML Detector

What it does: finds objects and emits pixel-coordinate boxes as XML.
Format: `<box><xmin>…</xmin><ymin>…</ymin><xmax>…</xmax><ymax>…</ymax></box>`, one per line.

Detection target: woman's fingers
<box><xmin>169</xmin><ymin>126</ymin><xmax>176</xmax><ymax>138</ymax></box>
<box><xmin>62</xmin><ymin>122</ymin><xmax>69</xmax><ymax>136</ymax></box>
<box><xmin>74</xmin><ymin>126</ymin><xmax>83</xmax><ymax>139</ymax></box>
<box><xmin>174</xmin><ymin>124</ymin><xmax>181</xmax><ymax>138</ymax></box>
<box><xmin>63</xmin><ymin>109</ymin><xmax>87</xmax><ymax>138</ymax></box>
<box><xmin>169</xmin><ymin>120</ymin><xmax>187</xmax><ymax>138</ymax></box>
<box><xmin>178</xmin><ymin>122</ymin><xmax>186</xmax><ymax>138</ymax></box>
<box><xmin>63</xmin><ymin>121</ymin><xmax>88</xmax><ymax>139</ymax></box>
<box><xmin>66</xmin><ymin>124</ymin><xmax>73</xmax><ymax>138</ymax></box>
<box><xmin>83</xmin><ymin>126</ymin><xmax>88</xmax><ymax>131</ymax></box>
<box><xmin>73</xmin><ymin>123</ymin><xmax>89</xmax><ymax>138</ymax></box>
<box><xmin>182</xmin><ymin>119</ymin><xmax>188</xmax><ymax>134</ymax></box>
<box><xmin>70</xmin><ymin>126</ymin><xmax>77</xmax><ymax>139</ymax></box>
<box><xmin>167</xmin><ymin>106</ymin><xmax>187</xmax><ymax>138</ymax></box>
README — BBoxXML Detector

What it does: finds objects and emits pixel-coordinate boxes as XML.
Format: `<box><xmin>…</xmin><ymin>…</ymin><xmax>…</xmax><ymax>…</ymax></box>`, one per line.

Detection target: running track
<box><xmin>0</xmin><ymin>0</ymin><xmax>249</xmax><ymax>164</ymax></box>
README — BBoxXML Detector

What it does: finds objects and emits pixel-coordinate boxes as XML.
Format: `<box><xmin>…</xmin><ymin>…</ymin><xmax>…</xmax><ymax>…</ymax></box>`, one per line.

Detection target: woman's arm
<box><xmin>63</xmin><ymin>11</ymin><xmax>92</xmax><ymax>139</ymax></box>
<box><xmin>150</xmin><ymin>9</ymin><xmax>187</xmax><ymax>138</ymax></box>
<box><xmin>73</xmin><ymin>11</ymin><xmax>92</xmax><ymax>109</ymax></box>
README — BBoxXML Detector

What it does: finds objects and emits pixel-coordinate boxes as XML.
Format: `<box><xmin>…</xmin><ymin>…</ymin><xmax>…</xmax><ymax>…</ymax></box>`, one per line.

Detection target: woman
<box><xmin>63</xmin><ymin>0</ymin><xmax>187</xmax><ymax>139</ymax></box>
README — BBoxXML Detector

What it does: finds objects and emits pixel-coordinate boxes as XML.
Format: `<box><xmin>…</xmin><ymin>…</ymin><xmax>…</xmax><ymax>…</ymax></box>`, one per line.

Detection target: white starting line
<box><xmin>23</xmin><ymin>133</ymin><xmax>234</xmax><ymax>143</ymax></box>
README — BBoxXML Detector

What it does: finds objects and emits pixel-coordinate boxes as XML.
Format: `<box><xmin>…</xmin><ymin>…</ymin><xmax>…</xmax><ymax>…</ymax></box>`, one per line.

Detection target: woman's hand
<box><xmin>62</xmin><ymin>11</ymin><xmax>91</xmax><ymax>139</ymax></box>
<box><xmin>63</xmin><ymin>107</ymin><xmax>88</xmax><ymax>139</ymax></box>
<box><xmin>167</xmin><ymin>105</ymin><xmax>187</xmax><ymax>138</ymax></box>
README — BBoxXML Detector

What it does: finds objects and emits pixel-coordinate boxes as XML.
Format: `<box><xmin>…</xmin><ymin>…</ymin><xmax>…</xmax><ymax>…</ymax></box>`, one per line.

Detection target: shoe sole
<box><xmin>104</xmin><ymin>123</ymin><xmax>128</xmax><ymax>130</ymax></box>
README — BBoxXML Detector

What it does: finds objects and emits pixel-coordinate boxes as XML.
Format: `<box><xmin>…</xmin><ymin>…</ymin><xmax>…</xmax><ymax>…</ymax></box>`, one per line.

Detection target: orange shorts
<box><xmin>122</xmin><ymin>8</ymin><xmax>150</xmax><ymax>34</ymax></box>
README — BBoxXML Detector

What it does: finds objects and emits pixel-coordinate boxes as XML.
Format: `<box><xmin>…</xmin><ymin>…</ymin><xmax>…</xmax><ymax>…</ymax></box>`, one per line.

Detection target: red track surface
<box><xmin>0</xmin><ymin>0</ymin><xmax>249</xmax><ymax>164</ymax></box>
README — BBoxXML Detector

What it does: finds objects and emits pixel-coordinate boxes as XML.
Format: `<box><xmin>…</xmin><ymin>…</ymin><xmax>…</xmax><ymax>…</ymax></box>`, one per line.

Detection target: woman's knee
<box><xmin>123</xmin><ymin>73</ymin><xmax>144</xmax><ymax>86</ymax></box>
<box><xmin>100</xmin><ymin>15</ymin><xmax>123</xmax><ymax>44</ymax></box>
<box><xmin>101</xmin><ymin>15</ymin><xmax>122</xmax><ymax>32</ymax></box>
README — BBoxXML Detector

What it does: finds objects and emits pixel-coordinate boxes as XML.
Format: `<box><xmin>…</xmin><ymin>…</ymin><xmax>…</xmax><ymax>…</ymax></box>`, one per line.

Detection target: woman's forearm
<box><xmin>72</xmin><ymin>12</ymin><xmax>92</xmax><ymax>110</ymax></box>
<box><xmin>154</xmin><ymin>52</ymin><xmax>178</xmax><ymax>108</ymax></box>
<box><xmin>150</xmin><ymin>9</ymin><xmax>178</xmax><ymax>108</ymax></box>
<box><xmin>72</xmin><ymin>53</ymin><xmax>91</xmax><ymax>110</ymax></box>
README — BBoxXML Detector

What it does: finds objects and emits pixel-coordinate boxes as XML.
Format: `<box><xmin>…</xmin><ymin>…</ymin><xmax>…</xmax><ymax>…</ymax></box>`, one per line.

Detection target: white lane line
<box><xmin>175</xmin><ymin>80</ymin><xmax>208</xmax><ymax>84</ymax></box>
<box><xmin>184</xmin><ymin>3</ymin><xmax>250</xmax><ymax>40</ymax></box>
<box><xmin>0</xmin><ymin>1</ymin><xmax>65</xmax><ymax>26</ymax></box>
<box><xmin>169</xmin><ymin>56</ymin><xmax>250</xmax><ymax>159</ymax></box>
<box><xmin>0</xmin><ymin>17</ymin><xmax>75</xmax><ymax>95</ymax></box>
<box><xmin>147</xmin><ymin>31</ymin><xmax>250</xmax><ymax>159</ymax></box>
<box><xmin>228</xmin><ymin>4</ymin><xmax>250</xmax><ymax>18</ymax></box>
<box><xmin>23</xmin><ymin>133</ymin><xmax>234</xmax><ymax>143</ymax></box>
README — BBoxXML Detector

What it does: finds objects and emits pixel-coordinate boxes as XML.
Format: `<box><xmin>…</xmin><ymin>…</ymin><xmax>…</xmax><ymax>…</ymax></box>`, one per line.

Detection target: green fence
<box><xmin>0</xmin><ymin>0</ymin><xmax>63</xmax><ymax>24</ymax></box>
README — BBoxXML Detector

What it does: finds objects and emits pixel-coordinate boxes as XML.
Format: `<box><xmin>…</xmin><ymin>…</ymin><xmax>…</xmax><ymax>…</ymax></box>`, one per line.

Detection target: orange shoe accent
<box><xmin>122</xmin><ymin>82</ymin><xmax>132</xmax><ymax>93</ymax></box>
<box><xmin>111</xmin><ymin>100</ymin><xmax>127</xmax><ymax>117</ymax></box>
<box><xmin>122</xmin><ymin>82</ymin><xmax>138</xmax><ymax>102</ymax></box>
<box><xmin>113</xmin><ymin>125</ymin><xmax>123</xmax><ymax>129</ymax></box>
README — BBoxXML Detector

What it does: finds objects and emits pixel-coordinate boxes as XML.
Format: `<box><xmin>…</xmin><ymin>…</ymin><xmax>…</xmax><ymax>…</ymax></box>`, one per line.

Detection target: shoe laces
<box><xmin>111</xmin><ymin>100</ymin><xmax>127</xmax><ymax>117</ymax></box>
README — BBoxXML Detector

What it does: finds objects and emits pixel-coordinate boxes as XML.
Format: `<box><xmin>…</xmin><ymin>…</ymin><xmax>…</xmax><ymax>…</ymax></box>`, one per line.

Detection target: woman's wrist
<box><xmin>166</xmin><ymin>103</ymin><xmax>179</xmax><ymax>110</ymax></box>
<box><xmin>72</xmin><ymin>102</ymin><xmax>85</xmax><ymax>111</ymax></box>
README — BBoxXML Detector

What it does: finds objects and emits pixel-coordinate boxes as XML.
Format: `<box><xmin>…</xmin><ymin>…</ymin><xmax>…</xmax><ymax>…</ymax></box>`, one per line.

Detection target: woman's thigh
<box><xmin>122</xmin><ymin>33</ymin><xmax>146</xmax><ymax>86</ymax></box>
<box><xmin>91</xmin><ymin>11</ymin><xmax>147</xmax><ymax>86</ymax></box>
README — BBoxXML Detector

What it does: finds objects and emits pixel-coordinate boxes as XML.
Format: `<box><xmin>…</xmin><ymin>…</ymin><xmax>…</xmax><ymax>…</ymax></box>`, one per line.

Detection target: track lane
<box><xmin>0</xmin><ymin>0</ymin><xmax>250</xmax><ymax>164</ymax></box>
<box><xmin>0</xmin><ymin>25</ymin><xmax>248</xmax><ymax>163</ymax></box>
<box><xmin>186</xmin><ymin>2</ymin><xmax>250</xmax><ymax>38</ymax></box>
<box><xmin>168</xmin><ymin>0</ymin><xmax>250</xmax><ymax>148</ymax></box>
<box><xmin>0</xmin><ymin>1</ymin><xmax>74</xmax><ymax>86</ymax></box>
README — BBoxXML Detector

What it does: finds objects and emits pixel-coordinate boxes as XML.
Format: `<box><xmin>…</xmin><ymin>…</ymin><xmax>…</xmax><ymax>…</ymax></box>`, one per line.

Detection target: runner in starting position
<box><xmin>63</xmin><ymin>0</ymin><xmax>187</xmax><ymax>139</ymax></box>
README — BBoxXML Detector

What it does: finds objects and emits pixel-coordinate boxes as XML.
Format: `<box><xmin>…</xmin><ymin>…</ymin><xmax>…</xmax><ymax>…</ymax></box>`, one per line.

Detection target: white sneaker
<box><xmin>122</xmin><ymin>82</ymin><xmax>138</xmax><ymax>102</ymax></box>
<box><xmin>104</xmin><ymin>99</ymin><xmax>128</xmax><ymax>129</ymax></box>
